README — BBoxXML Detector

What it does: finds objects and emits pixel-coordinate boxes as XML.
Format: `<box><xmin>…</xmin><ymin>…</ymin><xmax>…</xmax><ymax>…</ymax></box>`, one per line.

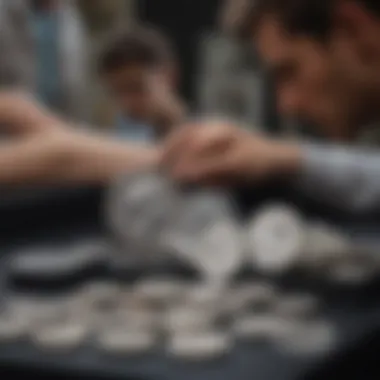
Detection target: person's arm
<box><xmin>160</xmin><ymin>120</ymin><xmax>380</xmax><ymax>215</ymax></box>
<box><xmin>0</xmin><ymin>134</ymin><xmax>66</xmax><ymax>185</ymax></box>
<box><xmin>0</xmin><ymin>131</ymin><xmax>159</xmax><ymax>186</ymax></box>
<box><xmin>57</xmin><ymin>131</ymin><xmax>160</xmax><ymax>184</ymax></box>
<box><xmin>0</xmin><ymin>91</ymin><xmax>65</xmax><ymax>136</ymax></box>
<box><xmin>291</xmin><ymin>144</ymin><xmax>380</xmax><ymax>214</ymax></box>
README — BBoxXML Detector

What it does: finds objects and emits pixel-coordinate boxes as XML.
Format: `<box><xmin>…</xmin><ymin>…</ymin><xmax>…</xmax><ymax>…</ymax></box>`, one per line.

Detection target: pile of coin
<box><xmin>245</xmin><ymin>203</ymin><xmax>380</xmax><ymax>283</ymax></box>
<box><xmin>0</xmin><ymin>277</ymin><xmax>340</xmax><ymax>360</ymax></box>
<box><xmin>106</xmin><ymin>170</ymin><xmax>243</xmax><ymax>283</ymax></box>
<box><xmin>3</xmin><ymin>171</ymin><xmax>367</xmax><ymax>360</ymax></box>
<box><xmin>8</xmin><ymin>239</ymin><xmax>110</xmax><ymax>284</ymax></box>
<box><xmin>107</xmin><ymin>170</ymin><xmax>380</xmax><ymax>286</ymax></box>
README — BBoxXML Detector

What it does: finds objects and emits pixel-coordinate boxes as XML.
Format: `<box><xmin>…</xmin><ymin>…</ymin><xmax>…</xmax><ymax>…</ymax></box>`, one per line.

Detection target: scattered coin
<box><xmin>76</xmin><ymin>281</ymin><xmax>121</xmax><ymax>309</ymax></box>
<box><xmin>97</xmin><ymin>327</ymin><xmax>156</xmax><ymax>355</ymax></box>
<box><xmin>116</xmin><ymin>307</ymin><xmax>159</xmax><ymax>330</ymax></box>
<box><xmin>10</xmin><ymin>243</ymin><xmax>106</xmax><ymax>280</ymax></box>
<box><xmin>11</xmin><ymin>298</ymin><xmax>68</xmax><ymax>329</ymax></box>
<box><xmin>31</xmin><ymin>322</ymin><xmax>88</xmax><ymax>351</ymax></box>
<box><xmin>274</xmin><ymin>320</ymin><xmax>337</xmax><ymax>356</ymax></box>
<box><xmin>106</xmin><ymin>171</ymin><xmax>179</xmax><ymax>251</ymax></box>
<box><xmin>274</xmin><ymin>294</ymin><xmax>320</xmax><ymax>319</ymax></box>
<box><xmin>167</xmin><ymin>331</ymin><xmax>231</xmax><ymax>361</ymax></box>
<box><xmin>233</xmin><ymin>314</ymin><xmax>295</xmax><ymax>340</ymax></box>
<box><xmin>164</xmin><ymin>218</ymin><xmax>243</xmax><ymax>283</ymax></box>
<box><xmin>0</xmin><ymin>312</ymin><xmax>28</xmax><ymax>341</ymax></box>
<box><xmin>164</xmin><ymin>305</ymin><xmax>216</xmax><ymax>333</ymax></box>
<box><xmin>134</xmin><ymin>278</ymin><xmax>187</xmax><ymax>303</ymax></box>
<box><xmin>304</xmin><ymin>222</ymin><xmax>351</xmax><ymax>266</ymax></box>
<box><xmin>226</xmin><ymin>283</ymin><xmax>276</xmax><ymax>314</ymax></box>
<box><xmin>329</xmin><ymin>262</ymin><xmax>376</xmax><ymax>284</ymax></box>
<box><xmin>247</xmin><ymin>204</ymin><xmax>305</xmax><ymax>274</ymax></box>
<box><xmin>183</xmin><ymin>282</ymin><xmax>223</xmax><ymax>306</ymax></box>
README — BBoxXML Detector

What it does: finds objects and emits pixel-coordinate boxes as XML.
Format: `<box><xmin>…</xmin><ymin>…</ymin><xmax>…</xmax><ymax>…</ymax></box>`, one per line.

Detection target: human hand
<box><xmin>161</xmin><ymin>120</ymin><xmax>302</xmax><ymax>186</ymax></box>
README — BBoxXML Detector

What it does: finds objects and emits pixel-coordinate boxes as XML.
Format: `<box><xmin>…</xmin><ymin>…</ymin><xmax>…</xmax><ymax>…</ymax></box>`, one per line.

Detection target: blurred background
<box><xmin>0</xmin><ymin>0</ymin><xmax>293</xmax><ymax>137</ymax></box>
<box><xmin>0</xmin><ymin>2</ymin><xmax>379</xmax><ymax>380</ymax></box>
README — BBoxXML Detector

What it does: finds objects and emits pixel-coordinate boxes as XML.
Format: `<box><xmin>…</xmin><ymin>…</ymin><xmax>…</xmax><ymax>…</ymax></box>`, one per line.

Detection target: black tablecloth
<box><xmin>0</xmin><ymin>184</ymin><xmax>380</xmax><ymax>380</ymax></box>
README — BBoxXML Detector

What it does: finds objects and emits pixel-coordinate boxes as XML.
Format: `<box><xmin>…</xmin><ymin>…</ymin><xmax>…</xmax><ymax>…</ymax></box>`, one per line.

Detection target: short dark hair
<box><xmin>98</xmin><ymin>26</ymin><xmax>175</xmax><ymax>74</ymax></box>
<box><xmin>224</xmin><ymin>0</ymin><xmax>380</xmax><ymax>41</ymax></box>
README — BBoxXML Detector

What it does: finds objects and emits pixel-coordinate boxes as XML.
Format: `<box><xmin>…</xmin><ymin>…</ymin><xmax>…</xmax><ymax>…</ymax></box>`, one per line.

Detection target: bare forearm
<box><xmin>0</xmin><ymin>132</ymin><xmax>158</xmax><ymax>186</ymax></box>
<box><xmin>57</xmin><ymin>131</ymin><xmax>159</xmax><ymax>184</ymax></box>
<box><xmin>0</xmin><ymin>136</ymin><xmax>66</xmax><ymax>185</ymax></box>
<box><xmin>0</xmin><ymin>91</ymin><xmax>66</xmax><ymax>136</ymax></box>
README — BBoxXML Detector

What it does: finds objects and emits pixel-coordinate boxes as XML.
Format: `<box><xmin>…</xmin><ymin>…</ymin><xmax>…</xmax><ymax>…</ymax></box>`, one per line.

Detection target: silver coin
<box><xmin>31</xmin><ymin>322</ymin><xmax>88</xmax><ymax>350</ymax></box>
<box><xmin>328</xmin><ymin>262</ymin><xmax>375</xmax><ymax>284</ymax></box>
<box><xmin>97</xmin><ymin>327</ymin><xmax>156</xmax><ymax>355</ymax></box>
<box><xmin>226</xmin><ymin>283</ymin><xmax>277</xmax><ymax>313</ymax></box>
<box><xmin>106</xmin><ymin>171</ymin><xmax>179</xmax><ymax>252</ymax></box>
<box><xmin>69</xmin><ymin>238</ymin><xmax>109</xmax><ymax>259</ymax></box>
<box><xmin>247</xmin><ymin>204</ymin><xmax>305</xmax><ymax>274</ymax></box>
<box><xmin>164</xmin><ymin>305</ymin><xmax>216</xmax><ymax>333</ymax></box>
<box><xmin>134</xmin><ymin>278</ymin><xmax>187</xmax><ymax>303</ymax></box>
<box><xmin>10</xmin><ymin>243</ymin><xmax>106</xmax><ymax>278</ymax></box>
<box><xmin>76</xmin><ymin>281</ymin><xmax>121</xmax><ymax>308</ymax></box>
<box><xmin>304</xmin><ymin>222</ymin><xmax>351</xmax><ymax>266</ymax></box>
<box><xmin>275</xmin><ymin>320</ymin><xmax>337</xmax><ymax>356</ymax></box>
<box><xmin>233</xmin><ymin>314</ymin><xmax>295</xmax><ymax>340</ymax></box>
<box><xmin>11</xmin><ymin>298</ymin><xmax>69</xmax><ymax>328</ymax></box>
<box><xmin>164</xmin><ymin>218</ymin><xmax>243</xmax><ymax>283</ymax></box>
<box><xmin>167</xmin><ymin>331</ymin><xmax>231</xmax><ymax>360</ymax></box>
<box><xmin>183</xmin><ymin>282</ymin><xmax>224</xmax><ymax>306</ymax></box>
<box><xmin>274</xmin><ymin>294</ymin><xmax>320</xmax><ymax>318</ymax></box>
<box><xmin>69</xmin><ymin>283</ymin><xmax>122</xmax><ymax>326</ymax></box>
<box><xmin>0</xmin><ymin>312</ymin><xmax>28</xmax><ymax>341</ymax></box>
<box><xmin>161</xmin><ymin>189</ymin><xmax>243</xmax><ymax>283</ymax></box>
<box><xmin>118</xmin><ymin>290</ymin><xmax>153</xmax><ymax>309</ymax></box>
<box><xmin>116</xmin><ymin>307</ymin><xmax>159</xmax><ymax>330</ymax></box>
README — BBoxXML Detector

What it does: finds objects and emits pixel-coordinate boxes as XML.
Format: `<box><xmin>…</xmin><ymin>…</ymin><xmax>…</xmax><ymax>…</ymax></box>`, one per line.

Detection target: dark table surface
<box><xmin>1</xmin><ymin>184</ymin><xmax>380</xmax><ymax>380</ymax></box>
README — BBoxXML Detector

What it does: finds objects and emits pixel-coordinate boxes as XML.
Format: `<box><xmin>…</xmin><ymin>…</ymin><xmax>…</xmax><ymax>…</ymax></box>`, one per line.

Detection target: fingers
<box><xmin>163</xmin><ymin>122</ymin><xmax>232</xmax><ymax>163</ymax></box>
<box><xmin>169</xmin><ymin>154</ymin><xmax>238</xmax><ymax>186</ymax></box>
<box><xmin>161</xmin><ymin>123</ymin><xmax>198</xmax><ymax>169</ymax></box>
<box><xmin>161</xmin><ymin>122</ymin><xmax>236</xmax><ymax>185</ymax></box>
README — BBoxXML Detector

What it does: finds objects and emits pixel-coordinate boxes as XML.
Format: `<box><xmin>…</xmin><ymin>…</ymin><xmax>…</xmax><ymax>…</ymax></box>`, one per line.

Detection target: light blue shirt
<box><xmin>296</xmin><ymin>144</ymin><xmax>380</xmax><ymax>214</ymax></box>
<box><xmin>31</xmin><ymin>8</ymin><xmax>61</xmax><ymax>108</ymax></box>
<box><xmin>116</xmin><ymin>115</ymin><xmax>155</xmax><ymax>142</ymax></box>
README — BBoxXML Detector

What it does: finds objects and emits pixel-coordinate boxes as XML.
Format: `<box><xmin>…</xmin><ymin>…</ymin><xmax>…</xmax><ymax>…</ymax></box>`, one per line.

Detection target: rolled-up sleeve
<box><xmin>294</xmin><ymin>144</ymin><xmax>380</xmax><ymax>214</ymax></box>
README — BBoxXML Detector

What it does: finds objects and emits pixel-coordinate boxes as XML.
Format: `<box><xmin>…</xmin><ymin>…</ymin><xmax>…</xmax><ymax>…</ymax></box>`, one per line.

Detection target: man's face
<box><xmin>103</xmin><ymin>64</ymin><xmax>172</xmax><ymax>122</ymax></box>
<box><xmin>255</xmin><ymin>12</ymin><xmax>380</xmax><ymax>141</ymax></box>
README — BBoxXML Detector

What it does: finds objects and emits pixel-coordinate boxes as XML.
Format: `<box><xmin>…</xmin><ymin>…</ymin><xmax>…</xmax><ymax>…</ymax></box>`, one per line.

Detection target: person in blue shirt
<box><xmin>30</xmin><ymin>0</ymin><xmax>61</xmax><ymax>110</ymax></box>
<box><xmin>27</xmin><ymin>0</ymin><xmax>90</xmax><ymax>122</ymax></box>
<box><xmin>98</xmin><ymin>26</ymin><xmax>186</xmax><ymax>142</ymax></box>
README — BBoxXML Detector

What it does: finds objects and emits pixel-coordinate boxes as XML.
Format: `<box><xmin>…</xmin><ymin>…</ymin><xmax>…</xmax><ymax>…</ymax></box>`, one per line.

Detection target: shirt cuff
<box><xmin>293</xmin><ymin>143</ymin><xmax>365</xmax><ymax>211</ymax></box>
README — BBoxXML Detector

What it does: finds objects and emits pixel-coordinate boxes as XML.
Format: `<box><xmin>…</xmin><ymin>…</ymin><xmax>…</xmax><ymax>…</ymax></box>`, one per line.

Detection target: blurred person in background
<box><xmin>30</xmin><ymin>0</ymin><xmax>90</xmax><ymax>122</ymax></box>
<box><xmin>98</xmin><ymin>27</ymin><xmax>186</xmax><ymax>142</ymax></box>
<box><xmin>30</xmin><ymin>0</ymin><xmax>89</xmax><ymax>121</ymax></box>
<box><xmin>0</xmin><ymin>0</ymin><xmax>90</xmax><ymax>123</ymax></box>
<box><xmin>0</xmin><ymin>0</ymin><xmax>34</xmax><ymax>89</ymax></box>
<box><xmin>160</xmin><ymin>0</ymin><xmax>380</xmax><ymax>214</ymax></box>
<box><xmin>76</xmin><ymin>0</ymin><xmax>135</xmax><ymax>127</ymax></box>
